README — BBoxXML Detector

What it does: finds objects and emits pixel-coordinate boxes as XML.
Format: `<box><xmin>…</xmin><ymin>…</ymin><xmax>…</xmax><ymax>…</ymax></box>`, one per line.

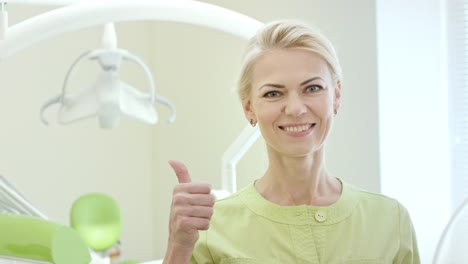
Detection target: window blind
<box><xmin>448</xmin><ymin>0</ymin><xmax>468</xmax><ymax>208</ymax></box>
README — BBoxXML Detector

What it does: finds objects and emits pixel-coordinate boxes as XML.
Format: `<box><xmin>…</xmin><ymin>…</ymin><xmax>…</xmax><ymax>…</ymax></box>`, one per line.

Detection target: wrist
<box><xmin>163</xmin><ymin>241</ymin><xmax>194</xmax><ymax>264</ymax></box>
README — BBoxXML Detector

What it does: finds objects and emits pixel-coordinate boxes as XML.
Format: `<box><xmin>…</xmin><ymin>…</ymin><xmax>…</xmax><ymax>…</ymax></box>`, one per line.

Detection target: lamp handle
<box><xmin>121</xmin><ymin>49</ymin><xmax>176</xmax><ymax>123</ymax></box>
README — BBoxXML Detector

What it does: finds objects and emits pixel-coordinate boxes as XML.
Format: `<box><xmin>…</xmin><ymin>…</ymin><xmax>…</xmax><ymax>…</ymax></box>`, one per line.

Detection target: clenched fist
<box><xmin>167</xmin><ymin>160</ymin><xmax>215</xmax><ymax>250</ymax></box>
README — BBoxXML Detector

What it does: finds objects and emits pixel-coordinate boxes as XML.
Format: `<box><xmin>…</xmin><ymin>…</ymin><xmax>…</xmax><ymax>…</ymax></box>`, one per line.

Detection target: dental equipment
<box><xmin>218</xmin><ymin>125</ymin><xmax>261</xmax><ymax>198</ymax></box>
<box><xmin>0</xmin><ymin>175</ymin><xmax>114</xmax><ymax>264</ymax></box>
<box><xmin>0</xmin><ymin>0</ymin><xmax>262</xmax><ymax>60</ymax></box>
<box><xmin>40</xmin><ymin>23</ymin><xmax>176</xmax><ymax>129</ymax></box>
<box><xmin>0</xmin><ymin>0</ymin><xmax>263</xmax><ymax>194</ymax></box>
<box><xmin>0</xmin><ymin>214</ymin><xmax>91</xmax><ymax>264</ymax></box>
<box><xmin>2</xmin><ymin>0</ymin><xmax>264</xmax><ymax>203</ymax></box>
<box><xmin>0</xmin><ymin>175</ymin><xmax>48</xmax><ymax>219</ymax></box>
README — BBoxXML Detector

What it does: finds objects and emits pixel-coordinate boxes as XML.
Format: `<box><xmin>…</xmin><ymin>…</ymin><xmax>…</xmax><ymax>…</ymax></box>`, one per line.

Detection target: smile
<box><xmin>280</xmin><ymin>123</ymin><xmax>315</xmax><ymax>132</ymax></box>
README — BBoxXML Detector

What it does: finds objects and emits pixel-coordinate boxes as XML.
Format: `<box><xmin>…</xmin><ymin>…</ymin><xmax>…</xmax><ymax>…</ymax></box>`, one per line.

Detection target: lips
<box><xmin>279</xmin><ymin>123</ymin><xmax>315</xmax><ymax>132</ymax></box>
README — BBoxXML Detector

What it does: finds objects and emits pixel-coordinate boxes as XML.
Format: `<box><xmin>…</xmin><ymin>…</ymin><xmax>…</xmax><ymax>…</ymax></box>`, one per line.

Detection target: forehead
<box><xmin>251</xmin><ymin>48</ymin><xmax>332</xmax><ymax>85</ymax></box>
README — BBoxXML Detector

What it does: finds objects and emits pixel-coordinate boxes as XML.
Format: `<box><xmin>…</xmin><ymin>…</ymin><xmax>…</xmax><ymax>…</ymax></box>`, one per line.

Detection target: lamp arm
<box><xmin>121</xmin><ymin>50</ymin><xmax>156</xmax><ymax>104</ymax></box>
<box><xmin>39</xmin><ymin>49</ymin><xmax>99</xmax><ymax>125</ymax></box>
<box><xmin>221</xmin><ymin>125</ymin><xmax>260</xmax><ymax>193</ymax></box>
<box><xmin>154</xmin><ymin>95</ymin><xmax>176</xmax><ymax>123</ymax></box>
<box><xmin>122</xmin><ymin>50</ymin><xmax>177</xmax><ymax>123</ymax></box>
<box><xmin>0</xmin><ymin>0</ymin><xmax>263</xmax><ymax>61</ymax></box>
<box><xmin>39</xmin><ymin>94</ymin><xmax>62</xmax><ymax>125</ymax></box>
<box><xmin>61</xmin><ymin>49</ymin><xmax>98</xmax><ymax>95</ymax></box>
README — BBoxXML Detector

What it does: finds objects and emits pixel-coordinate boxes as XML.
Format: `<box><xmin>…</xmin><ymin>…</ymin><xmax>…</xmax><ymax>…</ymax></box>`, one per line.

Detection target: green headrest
<box><xmin>0</xmin><ymin>213</ymin><xmax>91</xmax><ymax>264</ymax></box>
<box><xmin>119</xmin><ymin>260</ymin><xmax>140</xmax><ymax>264</ymax></box>
<box><xmin>70</xmin><ymin>193</ymin><xmax>121</xmax><ymax>251</ymax></box>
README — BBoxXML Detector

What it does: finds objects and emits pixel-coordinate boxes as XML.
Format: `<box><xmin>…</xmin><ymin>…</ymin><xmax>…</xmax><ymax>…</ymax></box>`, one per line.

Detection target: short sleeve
<box><xmin>394</xmin><ymin>203</ymin><xmax>420</xmax><ymax>264</ymax></box>
<box><xmin>191</xmin><ymin>231</ymin><xmax>214</xmax><ymax>264</ymax></box>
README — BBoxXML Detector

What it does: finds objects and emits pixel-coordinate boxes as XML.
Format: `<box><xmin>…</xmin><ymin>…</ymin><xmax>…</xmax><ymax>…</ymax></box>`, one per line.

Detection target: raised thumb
<box><xmin>168</xmin><ymin>160</ymin><xmax>192</xmax><ymax>183</ymax></box>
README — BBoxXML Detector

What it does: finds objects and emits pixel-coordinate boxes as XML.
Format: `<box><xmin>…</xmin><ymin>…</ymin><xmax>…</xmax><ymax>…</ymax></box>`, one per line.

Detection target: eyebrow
<box><xmin>258</xmin><ymin>77</ymin><xmax>323</xmax><ymax>90</ymax></box>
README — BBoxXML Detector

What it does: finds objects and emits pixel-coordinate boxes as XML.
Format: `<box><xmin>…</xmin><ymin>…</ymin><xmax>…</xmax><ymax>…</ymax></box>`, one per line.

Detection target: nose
<box><xmin>283</xmin><ymin>93</ymin><xmax>307</xmax><ymax>117</ymax></box>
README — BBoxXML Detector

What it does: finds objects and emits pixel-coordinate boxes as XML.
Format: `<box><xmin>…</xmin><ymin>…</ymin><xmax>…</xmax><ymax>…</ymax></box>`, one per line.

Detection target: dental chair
<box><xmin>0</xmin><ymin>213</ymin><xmax>91</xmax><ymax>264</ymax></box>
<box><xmin>70</xmin><ymin>193</ymin><xmax>122</xmax><ymax>253</ymax></box>
<box><xmin>0</xmin><ymin>175</ymin><xmax>160</xmax><ymax>264</ymax></box>
<box><xmin>70</xmin><ymin>193</ymin><xmax>122</xmax><ymax>261</ymax></box>
<box><xmin>71</xmin><ymin>194</ymin><xmax>164</xmax><ymax>264</ymax></box>
<box><xmin>433</xmin><ymin>196</ymin><xmax>468</xmax><ymax>263</ymax></box>
<box><xmin>0</xmin><ymin>175</ymin><xmax>122</xmax><ymax>264</ymax></box>
<box><xmin>0</xmin><ymin>175</ymin><xmax>91</xmax><ymax>264</ymax></box>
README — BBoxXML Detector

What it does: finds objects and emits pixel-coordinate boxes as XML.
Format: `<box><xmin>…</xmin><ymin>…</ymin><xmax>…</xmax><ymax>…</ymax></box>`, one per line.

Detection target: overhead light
<box><xmin>40</xmin><ymin>23</ymin><xmax>176</xmax><ymax>129</ymax></box>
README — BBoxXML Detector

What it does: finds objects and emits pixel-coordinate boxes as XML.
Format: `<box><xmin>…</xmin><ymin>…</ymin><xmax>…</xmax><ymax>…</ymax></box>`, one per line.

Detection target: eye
<box><xmin>305</xmin><ymin>85</ymin><xmax>323</xmax><ymax>93</ymax></box>
<box><xmin>263</xmin><ymin>91</ymin><xmax>281</xmax><ymax>97</ymax></box>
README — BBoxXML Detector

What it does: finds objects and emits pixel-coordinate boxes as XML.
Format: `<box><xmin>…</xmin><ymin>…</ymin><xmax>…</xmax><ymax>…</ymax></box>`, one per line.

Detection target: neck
<box><xmin>256</xmin><ymin>148</ymin><xmax>341</xmax><ymax>206</ymax></box>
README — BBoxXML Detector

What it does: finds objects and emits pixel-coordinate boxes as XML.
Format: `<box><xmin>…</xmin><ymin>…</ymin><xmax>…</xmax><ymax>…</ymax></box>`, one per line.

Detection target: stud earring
<box><xmin>334</xmin><ymin>109</ymin><xmax>338</xmax><ymax>116</ymax></box>
<box><xmin>249</xmin><ymin>119</ymin><xmax>257</xmax><ymax>127</ymax></box>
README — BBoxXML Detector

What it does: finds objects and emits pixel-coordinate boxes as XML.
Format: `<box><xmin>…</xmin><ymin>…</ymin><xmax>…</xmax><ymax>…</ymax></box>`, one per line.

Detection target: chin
<box><xmin>281</xmin><ymin>147</ymin><xmax>319</xmax><ymax>158</ymax></box>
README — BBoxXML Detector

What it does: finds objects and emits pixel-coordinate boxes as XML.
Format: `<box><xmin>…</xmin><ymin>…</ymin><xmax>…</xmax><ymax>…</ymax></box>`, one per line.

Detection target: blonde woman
<box><xmin>164</xmin><ymin>20</ymin><xmax>420</xmax><ymax>264</ymax></box>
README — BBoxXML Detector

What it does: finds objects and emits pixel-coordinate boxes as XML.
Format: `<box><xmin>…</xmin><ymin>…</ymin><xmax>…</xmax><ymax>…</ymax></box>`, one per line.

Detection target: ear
<box><xmin>242</xmin><ymin>98</ymin><xmax>255</xmax><ymax>122</ymax></box>
<box><xmin>333</xmin><ymin>80</ymin><xmax>342</xmax><ymax>112</ymax></box>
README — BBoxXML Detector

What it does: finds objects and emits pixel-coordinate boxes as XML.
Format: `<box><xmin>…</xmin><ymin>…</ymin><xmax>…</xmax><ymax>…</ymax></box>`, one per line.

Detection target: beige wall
<box><xmin>0</xmin><ymin>0</ymin><xmax>378</xmax><ymax>261</ymax></box>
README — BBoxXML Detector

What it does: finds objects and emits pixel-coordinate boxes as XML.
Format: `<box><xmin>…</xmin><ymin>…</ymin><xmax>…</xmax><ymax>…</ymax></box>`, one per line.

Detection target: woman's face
<box><xmin>244</xmin><ymin>48</ymin><xmax>341</xmax><ymax>158</ymax></box>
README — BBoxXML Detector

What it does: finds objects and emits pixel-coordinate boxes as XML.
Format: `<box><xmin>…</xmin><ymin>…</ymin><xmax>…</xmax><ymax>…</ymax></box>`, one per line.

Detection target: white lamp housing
<box><xmin>40</xmin><ymin>23</ymin><xmax>176</xmax><ymax>129</ymax></box>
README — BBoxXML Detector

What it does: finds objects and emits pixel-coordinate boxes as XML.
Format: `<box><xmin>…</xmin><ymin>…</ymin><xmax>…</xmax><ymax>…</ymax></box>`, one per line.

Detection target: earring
<box><xmin>334</xmin><ymin>109</ymin><xmax>338</xmax><ymax>116</ymax></box>
<box><xmin>249</xmin><ymin>119</ymin><xmax>257</xmax><ymax>127</ymax></box>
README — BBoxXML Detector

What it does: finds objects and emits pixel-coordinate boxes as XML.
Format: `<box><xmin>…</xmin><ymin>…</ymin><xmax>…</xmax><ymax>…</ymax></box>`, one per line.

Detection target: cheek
<box><xmin>323</xmin><ymin>94</ymin><xmax>336</xmax><ymax>113</ymax></box>
<box><xmin>254</xmin><ymin>101</ymin><xmax>280</xmax><ymax>118</ymax></box>
<box><xmin>310</xmin><ymin>98</ymin><xmax>333</xmax><ymax>116</ymax></box>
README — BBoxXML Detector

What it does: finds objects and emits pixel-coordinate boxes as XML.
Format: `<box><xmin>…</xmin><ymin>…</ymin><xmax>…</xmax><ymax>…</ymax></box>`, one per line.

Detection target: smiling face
<box><xmin>243</xmin><ymin>48</ymin><xmax>341</xmax><ymax>158</ymax></box>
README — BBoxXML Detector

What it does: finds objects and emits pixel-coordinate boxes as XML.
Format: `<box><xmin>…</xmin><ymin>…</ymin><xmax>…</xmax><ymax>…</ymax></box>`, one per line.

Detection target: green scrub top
<box><xmin>192</xmin><ymin>180</ymin><xmax>419</xmax><ymax>264</ymax></box>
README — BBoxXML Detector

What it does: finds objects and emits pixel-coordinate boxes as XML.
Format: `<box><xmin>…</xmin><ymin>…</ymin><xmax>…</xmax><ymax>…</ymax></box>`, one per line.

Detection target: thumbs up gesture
<box><xmin>167</xmin><ymin>160</ymin><xmax>215</xmax><ymax>249</ymax></box>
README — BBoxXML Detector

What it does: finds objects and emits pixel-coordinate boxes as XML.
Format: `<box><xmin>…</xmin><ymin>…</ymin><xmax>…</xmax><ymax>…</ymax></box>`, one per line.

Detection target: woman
<box><xmin>163</xmin><ymin>20</ymin><xmax>420</xmax><ymax>264</ymax></box>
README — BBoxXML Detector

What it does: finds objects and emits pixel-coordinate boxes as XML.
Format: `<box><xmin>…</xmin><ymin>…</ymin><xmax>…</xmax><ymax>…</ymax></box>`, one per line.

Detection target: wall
<box><xmin>150</xmin><ymin>0</ymin><xmax>379</xmax><ymax>259</ymax></box>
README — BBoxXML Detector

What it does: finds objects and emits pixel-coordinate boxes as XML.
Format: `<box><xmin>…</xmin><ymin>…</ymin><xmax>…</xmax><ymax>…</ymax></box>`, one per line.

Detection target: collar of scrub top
<box><xmin>39</xmin><ymin>23</ymin><xmax>176</xmax><ymax>129</ymax></box>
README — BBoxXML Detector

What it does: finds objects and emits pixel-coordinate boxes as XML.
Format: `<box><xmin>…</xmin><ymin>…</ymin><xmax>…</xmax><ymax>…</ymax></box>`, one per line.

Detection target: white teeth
<box><xmin>284</xmin><ymin>124</ymin><xmax>310</xmax><ymax>132</ymax></box>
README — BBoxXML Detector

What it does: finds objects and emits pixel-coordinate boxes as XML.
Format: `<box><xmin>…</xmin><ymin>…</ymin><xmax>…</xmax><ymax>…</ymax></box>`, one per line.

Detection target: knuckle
<box><xmin>207</xmin><ymin>207</ymin><xmax>214</xmax><ymax>218</ymax></box>
<box><xmin>173</xmin><ymin>183</ymin><xmax>187</xmax><ymax>194</ymax></box>
<box><xmin>179</xmin><ymin>218</ymin><xmax>194</xmax><ymax>230</ymax></box>
<box><xmin>198</xmin><ymin>183</ymin><xmax>211</xmax><ymax>193</ymax></box>
<box><xmin>200</xmin><ymin>220</ymin><xmax>210</xmax><ymax>230</ymax></box>
<box><xmin>172</xmin><ymin>207</ymin><xmax>183</xmax><ymax>217</ymax></box>
<box><xmin>172</xmin><ymin>193</ymin><xmax>187</xmax><ymax>205</ymax></box>
<box><xmin>208</xmin><ymin>194</ymin><xmax>216</xmax><ymax>205</ymax></box>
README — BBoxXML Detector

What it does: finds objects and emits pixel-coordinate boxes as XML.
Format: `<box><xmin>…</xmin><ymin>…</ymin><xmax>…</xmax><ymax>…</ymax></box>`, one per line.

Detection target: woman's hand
<box><xmin>166</xmin><ymin>160</ymin><xmax>215</xmax><ymax>252</ymax></box>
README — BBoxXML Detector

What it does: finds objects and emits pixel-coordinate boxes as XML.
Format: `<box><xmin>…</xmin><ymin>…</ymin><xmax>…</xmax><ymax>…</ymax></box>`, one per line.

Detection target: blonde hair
<box><xmin>237</xmin><ymin>20</ymin><xmax>342</xmax><ymax>103</ymax></box>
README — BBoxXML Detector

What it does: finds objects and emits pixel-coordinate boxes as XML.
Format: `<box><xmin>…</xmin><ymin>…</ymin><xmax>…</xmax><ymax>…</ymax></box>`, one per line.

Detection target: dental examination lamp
<box><xmin>40</xmin><ymin>23</ymin><xmax>176</xmax><ymax>129</ymax></box>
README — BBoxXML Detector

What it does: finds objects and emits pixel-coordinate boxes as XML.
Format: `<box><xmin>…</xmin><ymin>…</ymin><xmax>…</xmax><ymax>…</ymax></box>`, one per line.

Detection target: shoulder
<box><xmin>207</xmin><ymin>183</ymin><xmax>268</xmax><ymax>226</ymax></box>
<box><xmin>344</xmin><ymin>181</ymin><xmax>412</xmax><ymax>221</ymax></box>
<box><xmin>346</xmin><ymin>182</ymin><xmax>400</xmax><ymax>208</ymax></box>
<box><xmin>212</xmin><ymin>184</ymin><xmax>252</xmax><ymax>211</ymax></box>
